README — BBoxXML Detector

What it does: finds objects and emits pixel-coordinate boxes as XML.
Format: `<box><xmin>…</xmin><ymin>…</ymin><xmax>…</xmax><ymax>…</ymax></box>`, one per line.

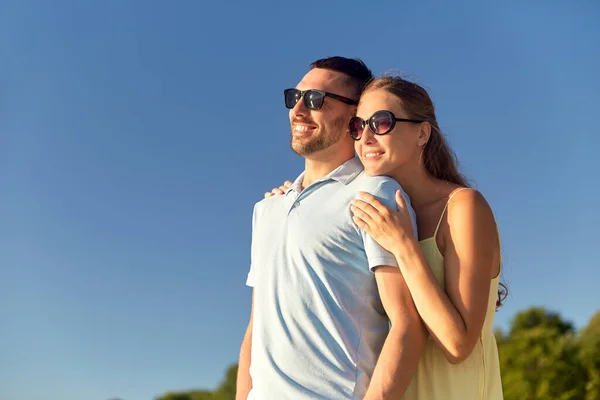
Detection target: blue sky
<box><xmin>1</xmin><ymin>1</ymin><xmax>598</xmax><ymax>399</ymax></box>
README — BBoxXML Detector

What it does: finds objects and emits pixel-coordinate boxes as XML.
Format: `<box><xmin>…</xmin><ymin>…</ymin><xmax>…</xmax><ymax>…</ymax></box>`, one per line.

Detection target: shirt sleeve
<box><xmin>246</xmin><ymin>204</ymin><xmax>259</xmax><ymax>287</ymax></box>
<box><xmin>358</xmin><ymin>178</ymin><xmax>418</xmax><ymax>272</ymax></box>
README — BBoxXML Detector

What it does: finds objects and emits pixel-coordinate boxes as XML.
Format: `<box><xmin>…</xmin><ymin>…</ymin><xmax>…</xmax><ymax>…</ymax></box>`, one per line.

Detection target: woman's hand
<box><xmin>264</xmin><ymin>181</ymin><xmax>293</xmax><ymax>198</ymax></box>
<box><xmin>351</xmin><ymin>190</ymin><xmax>416</xmax><ymax>253</ymax></box>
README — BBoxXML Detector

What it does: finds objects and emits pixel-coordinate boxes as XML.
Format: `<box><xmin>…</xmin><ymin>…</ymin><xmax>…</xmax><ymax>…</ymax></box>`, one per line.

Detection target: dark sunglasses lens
<box><xmin>371</xmin><ymin>112</ymin><xmax>394</xmax><ymax>134</ymax></box>
<box><xmin>349</xmin><ymin>117</ymin><xmax>364</xmax><ymax>139</ymax></box>
<box><xmin>284</xmin><ymin>90</ymin><xmax>300</xmax><ymax>109</ymax></box>
<box><xmin>304</xmin><ymin>90</ymin><xmax>324</xmax><ymax>110</ymax></box>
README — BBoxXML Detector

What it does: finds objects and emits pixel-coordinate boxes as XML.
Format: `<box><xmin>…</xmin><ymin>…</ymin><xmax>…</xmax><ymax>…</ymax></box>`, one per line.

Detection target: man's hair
<box><xmin>310</xmin><ymin>56</ymin><xmax>373</xmax><ymax>98</ymax></box>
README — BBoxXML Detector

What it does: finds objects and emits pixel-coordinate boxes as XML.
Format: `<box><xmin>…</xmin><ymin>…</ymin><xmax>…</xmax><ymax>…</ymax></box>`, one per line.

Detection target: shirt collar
<box><xmin>286</xmin><ymin>157</ymin><xmax>364</xmax><ymax>195</ymax></box>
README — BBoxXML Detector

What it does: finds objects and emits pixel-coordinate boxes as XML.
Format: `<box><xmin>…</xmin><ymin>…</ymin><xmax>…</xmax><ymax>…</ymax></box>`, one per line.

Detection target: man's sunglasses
<box><xmin>284</xmin><ymin>88</ymin><xmax>358</xmax><ymax>110</ymax></box>
<box><xmin>349</xmin><ymin>110</ymin><xmax>424</xmax><ymax>140</ymax></box>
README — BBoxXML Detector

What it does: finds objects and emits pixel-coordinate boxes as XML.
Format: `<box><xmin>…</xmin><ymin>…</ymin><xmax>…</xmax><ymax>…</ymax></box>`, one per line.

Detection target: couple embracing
<box><xmin>236</xmin><ymin>56</ymin><xmax>505</xmax><ymax>400</ymax></box>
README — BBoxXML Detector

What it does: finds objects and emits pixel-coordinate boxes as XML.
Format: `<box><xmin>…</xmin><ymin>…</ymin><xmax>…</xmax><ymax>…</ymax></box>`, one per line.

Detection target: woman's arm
<box><xmin>351</xmin><ymin>189</ymin><xmax>500</xmax><ymax>363</ymax></box>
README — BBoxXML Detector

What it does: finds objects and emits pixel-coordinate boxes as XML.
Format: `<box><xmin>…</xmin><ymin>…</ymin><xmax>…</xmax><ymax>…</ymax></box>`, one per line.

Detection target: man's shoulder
<box><xmin>349</xmin><ymin>173</ymin><xmax>403</xmax><ymax>211</ymax></box>
<box><xmin>252</xmin><ymin>194</ymin><xmax>286</xmax><ymax>218</ymax></box>
<box><xmin>351</xmin><ymin>172</ymin><xmax>401</xmax><ymax>194</ymax></box>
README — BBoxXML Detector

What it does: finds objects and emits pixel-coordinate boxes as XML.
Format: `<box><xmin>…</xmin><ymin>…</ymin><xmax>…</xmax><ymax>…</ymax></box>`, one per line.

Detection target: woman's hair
<box><xmin>363</xmin><ymin>76</ymin><xmax>508</xmax><ymax>308</ymax></box>
<box><xmin>363</xmin><ymin>76</ymin><xmax>469</xmax><ymax>186</ymax></box>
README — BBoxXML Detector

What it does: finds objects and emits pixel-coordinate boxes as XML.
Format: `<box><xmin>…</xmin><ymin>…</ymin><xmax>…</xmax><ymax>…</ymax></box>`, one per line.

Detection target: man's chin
<box><xmin>291</xmin><ymin>139</ymin><xmax>322</xmax><ymax>157</ymax></box>
<box><xmin>291</xmin><ymin>146</ymin><xmax>314</xmax><ymax>157</ymax></box>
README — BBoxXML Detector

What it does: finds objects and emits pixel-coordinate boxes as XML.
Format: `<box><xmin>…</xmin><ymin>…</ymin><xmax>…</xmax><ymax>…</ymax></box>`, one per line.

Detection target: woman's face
<box><xmin>354</xmin><ymin>89</ymin><xmax>427</xmax><ymax>177</ymax></box>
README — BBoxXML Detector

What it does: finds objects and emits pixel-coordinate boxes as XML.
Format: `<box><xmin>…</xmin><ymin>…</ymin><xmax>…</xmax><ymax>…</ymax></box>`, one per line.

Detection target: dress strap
<box><xmin>432</xmin><ymin>188</ymin><xmax>471</xmax><ymax>239</ymax></box>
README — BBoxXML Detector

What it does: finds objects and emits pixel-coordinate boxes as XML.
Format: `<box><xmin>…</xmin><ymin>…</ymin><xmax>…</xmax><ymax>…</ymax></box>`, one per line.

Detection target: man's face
<box><xmin>289</xmin><ymin>68</ymin><xmax>357</xmax><ymax>157</ymax></box>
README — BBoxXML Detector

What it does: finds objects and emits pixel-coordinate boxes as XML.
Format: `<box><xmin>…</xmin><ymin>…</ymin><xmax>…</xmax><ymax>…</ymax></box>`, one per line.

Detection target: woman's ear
<box><xmin>417</xmin><ymin>121</ymin><xmax>432</xmax><ymax>147</ymax></box>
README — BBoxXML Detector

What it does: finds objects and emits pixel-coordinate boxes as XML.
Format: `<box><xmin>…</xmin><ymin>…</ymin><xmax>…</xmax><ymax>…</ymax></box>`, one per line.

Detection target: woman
<box><xmin>267</xmin><ymin>76</ymin><xmax>506</xmax><ymax>399</ymax></box>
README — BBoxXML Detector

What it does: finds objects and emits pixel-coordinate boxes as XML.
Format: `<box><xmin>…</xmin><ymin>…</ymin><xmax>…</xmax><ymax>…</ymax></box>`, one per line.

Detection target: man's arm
<box><xmin>235</xmin><ymin>292</ymin><xmax>254</xmax><ymax>400</ymax></box>
<box><xmin>363</xmin><ymin>267</ymin><xmax>427</xmax><ymax>400</ymax></box>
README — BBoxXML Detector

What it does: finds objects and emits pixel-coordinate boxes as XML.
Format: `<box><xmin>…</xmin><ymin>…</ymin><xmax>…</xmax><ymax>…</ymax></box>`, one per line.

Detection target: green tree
<box><xmin>510</xmin><ymin>307</ymin><xmax>574</xmax><ymax>336</ymax></box>
<box><xmin>156</xmin><ymin>364</ymin><xmax>238</xmax><ymax>400</ymax></box>
<box><xmin>579</xmin><ymin>311</ymin><xmax>600</xmax><ymax>400</ymax></box>
<box><xmin>498</xmin><ymin>307</ymin><xmax>587</xmax><ymax>400</ymax></box>
<box><xmin>212</xmin><ymin>364</ymin><xmax>238</xmax><ymax>400</ymax></box>
<box><xmin>156</xmin><ymin>390</ymin><xmax>214</xmax><ymax>400</ymax></box>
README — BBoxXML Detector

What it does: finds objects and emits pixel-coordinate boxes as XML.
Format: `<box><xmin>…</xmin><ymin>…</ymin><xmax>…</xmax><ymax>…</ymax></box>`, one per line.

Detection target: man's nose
<box><xmin>290</xmin><ymin>96</ymin><xmax>309</xmax><ymax>118</ymax></box>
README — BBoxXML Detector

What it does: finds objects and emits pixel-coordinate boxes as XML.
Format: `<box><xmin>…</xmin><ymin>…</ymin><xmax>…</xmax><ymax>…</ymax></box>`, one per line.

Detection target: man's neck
<box><xmin>301</xmin><ymin>154</ymin><xmax>354</xmax><ymax>189</ymax></box>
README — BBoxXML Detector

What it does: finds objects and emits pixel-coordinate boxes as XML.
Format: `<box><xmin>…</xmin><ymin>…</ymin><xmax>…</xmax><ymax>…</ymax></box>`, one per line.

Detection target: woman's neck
<box><xmin>390</xmin><ymin>164</ymin><xmax>451</xmax><ymax>207</ymax></box>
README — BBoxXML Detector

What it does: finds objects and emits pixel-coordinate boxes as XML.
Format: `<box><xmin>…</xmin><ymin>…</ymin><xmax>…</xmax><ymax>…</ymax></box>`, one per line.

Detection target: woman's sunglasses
<box><xmin>284</xmin><ymin>88</ymin><xmax>358</xmax><ymax>110</ymax></box>
<box><xmin>349</xmin><ymin>110</ymin><xmax>424</xmax><ymax>140</ymax></box>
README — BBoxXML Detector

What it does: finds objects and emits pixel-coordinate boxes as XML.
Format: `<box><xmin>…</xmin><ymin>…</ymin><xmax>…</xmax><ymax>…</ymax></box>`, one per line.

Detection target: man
<box><xmin>236</xmin><ymin>57</ymin><xmax>426</xmax><ymax>400</ymax></box>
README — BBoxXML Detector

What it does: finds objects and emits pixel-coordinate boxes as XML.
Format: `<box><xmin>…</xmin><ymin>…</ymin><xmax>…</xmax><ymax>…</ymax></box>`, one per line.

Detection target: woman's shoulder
<box><xmin>447</xmin><ymin>187</ymin><xmax>490</xmax><ymax>209</ymax></box>
<box><xmin>446</xmin><ymin>187</ymin><xmax>496</xmax><ymax>233</ymax></box>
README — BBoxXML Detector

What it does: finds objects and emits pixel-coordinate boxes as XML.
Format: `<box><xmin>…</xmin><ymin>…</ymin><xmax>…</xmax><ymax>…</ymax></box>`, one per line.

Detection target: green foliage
<box><xmin>578</xmin><ymin>311</ymin><xmax>600</xmax><ymax>400</ymax></box>
<box><xmin>500</xmin><ymin>328</ymin><xmax>586</xmax><ymax>399</ymax></box>
<box><xmin>156</xmin><ymin>365</ymin><xmax>238</xmax><ymax>400</ymax></box>
<box><xmin>499</xmin><ymin>307</ymin><xmax>588</xmax><ymax>400</ymax></box>
<box><xmin>510</xmin><ymin>307</ymin><xmax>575</xmax><ymax>336</ymax></box>
<box><xmin>213</xmin><ymin>365</ymin><xmax>238</xmax><ymax>399</ymax></box>
<box><xmin>156</xmin><ymin>390</ymin><xmax>214</xmax><ymax>400</ymax></box>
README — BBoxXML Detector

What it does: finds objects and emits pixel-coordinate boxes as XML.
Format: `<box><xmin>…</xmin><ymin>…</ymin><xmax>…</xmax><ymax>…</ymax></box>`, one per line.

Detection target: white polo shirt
<box><xmin>246</xmin><ymin>157</ymin><xmax>417</xmax><ymax>399</ymax></box>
